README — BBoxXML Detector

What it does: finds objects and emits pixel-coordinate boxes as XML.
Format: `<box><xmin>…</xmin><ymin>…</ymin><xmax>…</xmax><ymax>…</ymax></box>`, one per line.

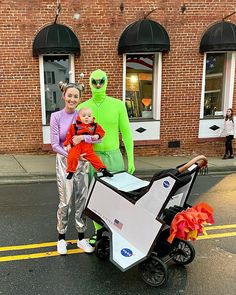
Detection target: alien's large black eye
<box><xmin>100</xmin><ymin>77</ymin><xmax>105</xmax><ymax>85</ymax></box>
<box><xmin>91</xmin><ymin>78</ymin><xmax>97</xmax><ymax>85</ymax></box>
<box><xmin>91</xmin><ymin>77</ymin><xmax>106</xmax><ymax>86</ymax></box>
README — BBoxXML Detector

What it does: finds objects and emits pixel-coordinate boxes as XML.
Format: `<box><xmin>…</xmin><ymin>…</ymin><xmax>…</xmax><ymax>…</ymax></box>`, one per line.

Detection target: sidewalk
<box><xmin>0</xmin><ymin>154</ymin><xmax>236</xmax><ymax>184</ymax></box>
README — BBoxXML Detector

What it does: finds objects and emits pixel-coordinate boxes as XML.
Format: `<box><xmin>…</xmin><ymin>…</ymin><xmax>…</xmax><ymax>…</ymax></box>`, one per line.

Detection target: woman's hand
<box><xmin>72</xmin><ymin>135</ymin><xmax>84</xmax><ymax>145</ymax></box>
<box><xmin>91</xmin><ymin>135</ymin><xmax>99</xmax><ymax>141</ymax></box>
<box><xmin>65</xmin><ymin>144</ymin><xmax>71</xmax><ymax>152</ymax></box>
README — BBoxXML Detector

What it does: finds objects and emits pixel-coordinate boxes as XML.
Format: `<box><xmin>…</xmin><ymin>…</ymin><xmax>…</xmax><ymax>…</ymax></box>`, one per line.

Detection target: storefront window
<box><xmin>199</xmin><ymin>51</ymin><xmax>235</xmax><ymax>138</ymax></box>
<box><xmin>204</xmin><ymin>53</ymin><xmax>226</xmax><ymax>117</ymax></box>
<box><xmin>43</xmin><ymin>55</ymin><xmax>69</xmax><ymax>124</ymax></box>
<box><xmin>125</xmin><ymin>54</ymin><xmax>154</xmax><ymax>119</ymax></box>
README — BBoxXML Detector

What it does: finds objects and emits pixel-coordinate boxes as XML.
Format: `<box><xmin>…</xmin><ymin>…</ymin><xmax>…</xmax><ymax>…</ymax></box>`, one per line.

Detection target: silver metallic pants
<box><xmin>56</xmin><ymin>154</ymin><xmax>88</xmax><ymax>234</ymax></box>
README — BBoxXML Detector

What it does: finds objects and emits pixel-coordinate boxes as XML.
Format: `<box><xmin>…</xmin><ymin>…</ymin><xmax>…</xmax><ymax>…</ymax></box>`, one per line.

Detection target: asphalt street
<box><xmin>0</xmin><ymin>174</ymin><xmax>235</xmax><ymax>295</ymax></box>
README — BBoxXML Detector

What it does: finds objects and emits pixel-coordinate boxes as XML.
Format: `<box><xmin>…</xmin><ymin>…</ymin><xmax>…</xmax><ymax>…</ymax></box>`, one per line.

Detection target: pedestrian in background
<box><xmin>220</xmin><ymin>108</ymin><xmax>235</xmax><ymax>159</ymax></box>
<box><xmin>50</xmin><ymin>81</ymin><xmax>94</xmax><ymax>255</ymax></box>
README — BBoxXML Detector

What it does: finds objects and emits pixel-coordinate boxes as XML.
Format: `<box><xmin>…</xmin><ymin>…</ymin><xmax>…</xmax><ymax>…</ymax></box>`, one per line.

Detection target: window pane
<box><xmin>125</xmin><ymin>54</ymin><xmax>154</xmax><ymax>119</ymax></box>
<box><xmin>204</xmin><ymin>53</ymin><xmax>226</xmax><ymax>117</ymax></box>
<box><xmin>43</xmin><ymin>55</ymin><xmax>69</xmax><ymax>124</ymax></box>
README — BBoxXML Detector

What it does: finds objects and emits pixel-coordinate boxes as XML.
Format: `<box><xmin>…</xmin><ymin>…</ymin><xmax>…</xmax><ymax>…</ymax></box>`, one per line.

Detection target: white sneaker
<box><xmin>57</xmin><ymin>239</ymin><xmax>67</xmax><ymax>255</ymax></box>
<box><xmin>77</xmin><ymin>239</ymin><xmax>95</xmax><ymax>253</ymax></box>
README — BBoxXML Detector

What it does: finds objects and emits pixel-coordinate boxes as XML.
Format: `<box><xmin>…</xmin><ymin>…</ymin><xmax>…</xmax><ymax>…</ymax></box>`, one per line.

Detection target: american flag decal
<box><xmin>114</xmin><ymin>219</ymin><xmax>123</xmax><ymax>230</ymax></box>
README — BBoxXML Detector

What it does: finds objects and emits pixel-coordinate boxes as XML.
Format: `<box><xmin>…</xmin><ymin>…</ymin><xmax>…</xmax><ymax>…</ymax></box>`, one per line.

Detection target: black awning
<box><xmin>33</xmin><ymin>24</ymin><xmax>80</xmax><ymax>57</ymax></box>
<box><xmin>118</xmin><ymin>19</ymin><xmax>170</xmax><ymax>54</ymax></box>
<box><xmin>200</xmin><ymin>21</ymin><xmax>236</xmax><ymax>52</ymax></box>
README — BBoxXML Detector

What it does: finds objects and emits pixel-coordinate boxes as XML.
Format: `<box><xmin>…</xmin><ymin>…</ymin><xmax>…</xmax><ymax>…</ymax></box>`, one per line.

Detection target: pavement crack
<box><xmin>12</xmin><ymin>155</ymin><xmax>27</xmax><ymax>173</ymax></box>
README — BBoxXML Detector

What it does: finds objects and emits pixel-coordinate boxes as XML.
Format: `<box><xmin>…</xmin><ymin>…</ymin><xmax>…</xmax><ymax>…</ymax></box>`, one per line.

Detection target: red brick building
<box><xmin>1</xmin><ymin>0</ymin><xmax>236</xmax><ymax>156</ymax></box>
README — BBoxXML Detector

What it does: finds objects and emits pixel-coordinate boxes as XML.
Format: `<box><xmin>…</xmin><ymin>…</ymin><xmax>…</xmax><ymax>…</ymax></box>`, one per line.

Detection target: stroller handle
<box><xmin>178</xmin><ymin>155</ymin><xmax>208</xmax><ymax>174</ymax></box>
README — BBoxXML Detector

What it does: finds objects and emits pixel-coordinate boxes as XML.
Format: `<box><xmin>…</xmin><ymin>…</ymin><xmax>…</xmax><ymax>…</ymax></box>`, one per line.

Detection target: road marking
<box><xmin>0</xmin><ymin>240</ymin><xmax>77</xmax><ymax>252</ymax></box>
<box><xmin>197</xmin><ymin>223</ymin><xmax>236</xmax><ymax>240</ymax></box>
<box><xmin>204</xmin><ymin>224</ymin><xmax>236</xmax><ymax>231</ymax></box>
<box><xmin>0</xmin><ymin>248</ymin><xmax>83</xmax><ymax>262</ymax></box>
<box><xmin>197</xmin><ymin>231</ymin><xmax>236</xmax><ymax>240</ymax></box>
<box><xmin>0</xmin><ymin>224</ymin><xmax>235</xmax><ymax>263</ymax></box>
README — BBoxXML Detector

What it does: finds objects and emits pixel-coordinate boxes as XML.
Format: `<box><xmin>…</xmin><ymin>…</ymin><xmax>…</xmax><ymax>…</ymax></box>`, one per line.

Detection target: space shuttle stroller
<box><xmin>84</xmin><ymin>155</ymin><xmax>208</xmax><ymax>287</ymax></box>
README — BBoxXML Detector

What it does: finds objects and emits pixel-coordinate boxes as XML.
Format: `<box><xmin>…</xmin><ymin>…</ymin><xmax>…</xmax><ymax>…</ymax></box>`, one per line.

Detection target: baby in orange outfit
<box><xmin>64</xmin><ymin>107</ymin><xmax>113</xmax><ymax>179</ymax></box>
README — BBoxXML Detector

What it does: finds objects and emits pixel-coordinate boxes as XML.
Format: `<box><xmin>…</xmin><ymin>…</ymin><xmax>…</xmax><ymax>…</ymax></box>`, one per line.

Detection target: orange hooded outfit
<box><xmin>64</xmin><ymin>116</ymin><xmax>106</xmax><ymax>173</ymax></box>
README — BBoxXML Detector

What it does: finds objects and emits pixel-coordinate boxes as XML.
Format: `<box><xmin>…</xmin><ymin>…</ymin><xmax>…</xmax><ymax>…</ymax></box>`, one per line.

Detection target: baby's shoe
<box><xmin>99</xmin><ymin>168</ymin><xmax>113</xmax><ymax>177</ymax></box>
<box><xmin>67</xmin><ymin>172</ymin><xmax>74</xmax><ymax>179</ymax></box>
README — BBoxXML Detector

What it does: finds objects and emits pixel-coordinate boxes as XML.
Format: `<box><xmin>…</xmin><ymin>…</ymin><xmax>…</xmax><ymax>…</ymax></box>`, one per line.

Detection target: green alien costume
<box><xmin>77</xmin><ymin>69</ymin><xmax>135</xmax><ymax>236</ymax></box>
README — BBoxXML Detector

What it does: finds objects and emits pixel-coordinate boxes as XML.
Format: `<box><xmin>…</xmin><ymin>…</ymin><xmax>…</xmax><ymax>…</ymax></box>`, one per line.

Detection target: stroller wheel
<box><xmin>139</xmin><ymin>254</ymin><xmax>168</xmax><ymax>287</ymax></box>
<box><xmin>95</xmin><ymin>236</ymin><xmax>110</xmax><ymax>260</ymax></box>
<box><xmin>171</xmin><ymin>239</ymin><xmax>195</xmax><ymax>265</ymax></box>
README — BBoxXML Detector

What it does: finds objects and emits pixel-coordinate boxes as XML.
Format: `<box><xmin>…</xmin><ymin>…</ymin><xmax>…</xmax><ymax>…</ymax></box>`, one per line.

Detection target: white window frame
<box><xmin>122</xmin><ymin>52</ymin><xmax>162</xmax><ymax>121</ymax></box>
<box><xmin>39</xmin><ymin>54</ymin><xmax>75</xmax><ymax>144</ymax></box>
<box><xmin>199</xmin><ymin>51</ymin><xmax>236</xmax><ymax>138</ymax></box>
<box><xmin>122</xmin><ymin>52</ymin><xmax>162</xmax><ymax>141</ymax></box>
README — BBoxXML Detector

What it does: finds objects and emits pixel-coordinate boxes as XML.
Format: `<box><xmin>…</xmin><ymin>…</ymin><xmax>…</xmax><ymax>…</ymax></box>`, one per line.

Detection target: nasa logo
<box><xmin>121</xmin><ymin>248</ymin><xmax>133</xmax><ymax>257</ymax></box>
<box><xmin>163</xmin><ymin>180</ymin><xmax>170</xmax><ymax>188</ymax></box>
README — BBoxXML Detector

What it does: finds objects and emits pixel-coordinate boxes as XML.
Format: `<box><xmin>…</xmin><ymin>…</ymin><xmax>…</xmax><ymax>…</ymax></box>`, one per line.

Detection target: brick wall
<box><xmin>1</xmin><ymin>0</ymin><xmax>236</xmax><ymax>156</ymax></box>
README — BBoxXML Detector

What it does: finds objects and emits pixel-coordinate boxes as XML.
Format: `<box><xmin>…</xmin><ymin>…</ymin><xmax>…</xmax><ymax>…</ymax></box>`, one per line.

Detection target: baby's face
<box><xmin>79</xmin><ymin>109</ymin><xmax>93</xmax><ymax>124</ymax></box>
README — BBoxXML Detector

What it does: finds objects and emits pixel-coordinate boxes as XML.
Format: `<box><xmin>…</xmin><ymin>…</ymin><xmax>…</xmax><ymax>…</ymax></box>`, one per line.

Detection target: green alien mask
<box><xmin>89</xmin><ymin>69</ymin><xmax>108</xmax><ymax>101</ymax></box>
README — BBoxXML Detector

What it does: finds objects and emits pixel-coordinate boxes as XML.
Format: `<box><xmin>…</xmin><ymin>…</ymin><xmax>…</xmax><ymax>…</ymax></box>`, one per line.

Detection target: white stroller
<box><xmin>85</xmin><ymin>155</ymin><xmax>208</xmax><ymax>287</ymax></box>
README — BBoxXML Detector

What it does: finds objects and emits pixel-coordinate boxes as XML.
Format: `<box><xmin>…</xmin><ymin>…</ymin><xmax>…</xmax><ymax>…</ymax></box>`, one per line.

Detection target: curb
<box><xmin>0</xmin><ymin>175</ymin><xmax>56</xmax><ymax>185</ymax></box>
<box><xmin>0</xmin><ymin>167</ymin><xmax>236</xmax><ymax>184</ymax></box>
